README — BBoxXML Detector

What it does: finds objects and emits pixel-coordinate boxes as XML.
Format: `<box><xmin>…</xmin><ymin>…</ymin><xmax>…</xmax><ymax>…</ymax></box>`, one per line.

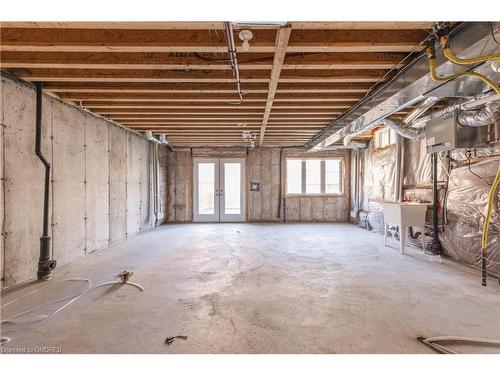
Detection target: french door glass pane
<box><xmin>325</xmin><ymin>159</ymin><xmax>341</xmax><ymax>193</ymax></box>
<box><xmin>305</xmin><ymin>159</ymin><xmax>321</xmax><ymax>193</ymax></box>
<box><xmin>198</xmin><ymin>163</ymin><xmax>215</xmax><ymax>214</ymax></box>
<box><xmin>224</xmin><ymin>163</ymin><xmax>241</xmax><ymax>214</ymax></box>
<box><xmin>286</xmin><ymin>159</ymin><xmax>302</xmax><ymax>194</ymax></box>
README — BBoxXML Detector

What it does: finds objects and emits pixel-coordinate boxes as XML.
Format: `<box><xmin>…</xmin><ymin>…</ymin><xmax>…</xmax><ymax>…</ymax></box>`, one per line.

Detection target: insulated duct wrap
<box><xmin>440</xmin><ymin>157</ymin><xmax>500</xmax><ymax>276</ymax></box>
<box><xmin>359</xmin><ymin>135</ymin><xmax>500</xmax><ymax>277</ymax></box>
<box><xmin>457</xmin><ymin>102</ymin><xmax>498</xmax><ymax>127</ymax></box>
<box><xmin>380</xmin><ymin>118</ymin><xmax>425</xmax><ymax>140</ymax></box>
<box><xmin>360</xmin><ymin>142</ymin><xmax>397</xmax><ymax>232</ymax></box>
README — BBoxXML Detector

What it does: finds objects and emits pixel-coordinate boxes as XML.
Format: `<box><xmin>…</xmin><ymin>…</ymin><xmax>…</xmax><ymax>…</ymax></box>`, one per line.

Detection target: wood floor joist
<box><xmin>0</xmin><ymin>28</ymin><xmax>428</xmax><ymax>53</ymax></box>
<box><xmin>0</xmin><ymin>22</ymin><xmax>434</xmax><ymax>30</ymax></box>
<box><xmin>40</xmin><ymin>81</ymin><xmax>374</xmax><ymax>93</ymax></box>
<box><xmin>0</xmin><ymin>21</ymin><xmax>432</xmax><ymax>146</ymax></box>
<box><xmin>57</xmin><ymin>92</ymin><xmax>363</xmax><ymax>102</ymax></box>
<box><xmin>0</xmin><ymin>51</ymin><xmax>408</xmax><ymax>70</ymax></box>
<box><xmin>12</xmin><ymin>68</ymin><xmax>388</xmax><ymax>83</ymax></box>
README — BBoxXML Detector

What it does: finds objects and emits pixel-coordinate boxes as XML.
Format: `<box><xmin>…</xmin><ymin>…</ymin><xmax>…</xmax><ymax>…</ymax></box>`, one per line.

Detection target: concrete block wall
<box><xmin>0</xmin><ymin>76</ymin><xmax>157</xmax><ymax>287</ymax></box>
<box><xmin>164</xmin><ymin>147</ymin><xmax>350</xmax><ymax>223</ymax></box>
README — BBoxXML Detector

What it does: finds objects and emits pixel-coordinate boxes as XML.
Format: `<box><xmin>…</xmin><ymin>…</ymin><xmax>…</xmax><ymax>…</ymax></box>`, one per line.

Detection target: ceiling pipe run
<box><xmin>224</xmin><ymin>21</ymin><xmax>244</xmax><ymax>104</ymax></box>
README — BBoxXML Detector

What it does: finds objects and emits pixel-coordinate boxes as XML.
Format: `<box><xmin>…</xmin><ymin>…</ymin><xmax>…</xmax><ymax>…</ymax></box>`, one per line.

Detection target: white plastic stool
<box><xmin>383</xmin><ymin>202</ymin><xmax>427</xmax><ymax>254</ymax></box>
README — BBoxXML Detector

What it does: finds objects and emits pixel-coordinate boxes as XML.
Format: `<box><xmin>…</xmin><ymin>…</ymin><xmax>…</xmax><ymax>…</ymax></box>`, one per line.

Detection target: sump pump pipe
<box><xmin>35</xmin><ymin>83</ymin><xmax>56</xmax><ymax>280</ymax></box>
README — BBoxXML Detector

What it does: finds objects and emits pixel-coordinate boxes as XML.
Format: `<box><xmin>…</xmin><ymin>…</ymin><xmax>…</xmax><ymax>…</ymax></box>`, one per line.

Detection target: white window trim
<box><xmin>285</xmin><ymin>157</ymin><xmax>345</xmax><ymax>197</ymax></box>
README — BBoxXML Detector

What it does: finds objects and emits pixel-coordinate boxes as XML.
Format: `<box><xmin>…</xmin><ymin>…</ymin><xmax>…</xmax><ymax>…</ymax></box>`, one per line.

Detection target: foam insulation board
<box><xmin>84</xmin><ymin>113</ymin><xmax>109</xmax><ymax>253</ymax></box>
<box><xmin>52</xmin><ymin>102</ymin><xmax>86</xmax><ymax>265</ymax></box>
<box><xmin>247</xmin><ymin>150</ymin><xmax>262</xmax><ymax>221</ymax></box>
<box><xmin>108</xmin><ymin>125</ymin><xmax>127</xmax><ymax>244</ymax></box>
<box><xmin>166</xmin><ymin>150</ymin><xmax>192</xmax><ymax>222</ymax></box>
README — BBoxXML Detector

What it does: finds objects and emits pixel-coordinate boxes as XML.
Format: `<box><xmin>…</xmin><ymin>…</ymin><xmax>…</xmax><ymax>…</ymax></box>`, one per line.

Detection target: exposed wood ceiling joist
<box><xmin>0</xmin><ymin>22</ymin><xmax>434</xmax><ymax>30</ymax></box>
<box><xmin>0</xmin><ymin>22</ymin><xmax>433</xmax><ymax>146</ymax></box>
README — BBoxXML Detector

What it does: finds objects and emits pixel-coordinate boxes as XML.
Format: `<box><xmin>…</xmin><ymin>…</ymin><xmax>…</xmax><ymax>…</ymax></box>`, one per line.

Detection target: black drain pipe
<box><xmin>427</xmin><ymin>153</ymin><xmax>442</xmax><ymax>255</ymax></box>
<box><xmin>35</xmin><ymin>83</ymin><xmax>56</xmax><ymax>280</ymax></box>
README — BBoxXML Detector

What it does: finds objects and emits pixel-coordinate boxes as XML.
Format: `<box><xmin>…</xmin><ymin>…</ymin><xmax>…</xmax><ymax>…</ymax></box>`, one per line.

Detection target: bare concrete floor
<box><xmin>1</xmin><ymin>223</ymin><xmax>499</xmax><ymax>354</ymax></box>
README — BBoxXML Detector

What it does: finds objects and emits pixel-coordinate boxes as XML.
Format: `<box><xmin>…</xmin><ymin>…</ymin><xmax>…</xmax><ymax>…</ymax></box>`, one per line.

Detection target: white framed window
<box><xmin>374</xmin><ymin>127</ymin><xmax>397</xmax><ymax>149</ymax></box>
<box><xmin>285</xmin><ymin>158</ymin><xmax>343</xmax><ymax>195</ymax></box>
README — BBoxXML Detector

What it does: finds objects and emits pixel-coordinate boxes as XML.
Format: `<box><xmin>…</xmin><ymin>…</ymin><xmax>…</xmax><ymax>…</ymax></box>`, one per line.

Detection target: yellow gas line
<box><xmin>480</xmin><ymin>162</ymin><xmax>500</xmax><ymax>286</ymax></box>
<box><xmin>427</xmin><ymin>42</ymin><xmax>500</xmax><ymax>285</ymax></box>
<box><xmin>427</xmin><ymin>54</ymin><xmax>500</xmax><ymax>96</ymax></box>
<box><xmin>439</xmin><ymin>36</ymin><xmax>500</xmax><ymax>65</ymax></box>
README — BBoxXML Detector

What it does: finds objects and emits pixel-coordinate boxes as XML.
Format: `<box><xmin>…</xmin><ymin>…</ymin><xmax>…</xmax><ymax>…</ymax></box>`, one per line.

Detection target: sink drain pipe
<box><xmin>35</xmin><ymin>82</ymin><xmax>56</xmax><ymax>280</ymax></box>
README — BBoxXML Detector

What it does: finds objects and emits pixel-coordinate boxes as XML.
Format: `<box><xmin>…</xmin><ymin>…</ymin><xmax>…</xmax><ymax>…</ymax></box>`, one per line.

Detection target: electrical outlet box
<box><xmin>249</xmin><ymin>182</ymin><xmax>260</xmax><ymax>191</ymax></box>
<box><xmin>425</xmin><ymin>112</ymin><xmax>457</xmax><ymax>153</ymax></box>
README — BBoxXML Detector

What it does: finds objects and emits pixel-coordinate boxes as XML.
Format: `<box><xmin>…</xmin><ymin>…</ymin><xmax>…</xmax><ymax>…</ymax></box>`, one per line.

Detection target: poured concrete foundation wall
<box><xmin>165</xmin><ymin>147</ymin><xmax>350</xmax><ymax>223</ymax></box>
<box><xmin>0</xmin><ymin>76</ymin><xmax>158</xmax><ymax>287</ymax></box>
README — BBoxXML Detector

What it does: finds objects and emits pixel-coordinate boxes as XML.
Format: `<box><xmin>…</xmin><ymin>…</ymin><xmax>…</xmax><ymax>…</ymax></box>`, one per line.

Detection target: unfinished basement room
<box><xmin>1</xmin><ymin>3</ymin><xmax>500</xmax><ymax>368</ymax></box>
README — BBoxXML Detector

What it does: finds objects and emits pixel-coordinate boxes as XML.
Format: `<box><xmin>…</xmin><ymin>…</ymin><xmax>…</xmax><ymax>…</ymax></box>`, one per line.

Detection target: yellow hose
<box><xmin>481</xmin><ymin>162</ymin><xmax>500</xmax><ymax>255</ymax></box>
<box><xmin>428</xmin><ymin>48</ymin><xmax>500</xmax><ymax>284</ymax></box>
<box><xmin>440</xmin><ymin>36</ymin><xmax>500</xmax><ymax>65</ymax></box>
<box><xmin>428</xmin><ymin>57</ymin><xmax>500</xmax><ymax>96</ymax></box>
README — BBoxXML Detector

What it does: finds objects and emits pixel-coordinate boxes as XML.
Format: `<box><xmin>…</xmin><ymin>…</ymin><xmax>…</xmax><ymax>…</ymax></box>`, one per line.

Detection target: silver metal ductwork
<box><xmin>401</xmin><ymin>97</ymin><xmax>441</xmax><ymax>124</ymax></box>
<box><xmin>458</xmin><ymin>102</ymin><xmax>499</xmax><ymax>127</ymax></box>
<box><xmin>308</xmin><ymin>22</ymin><xmax>500</xmax><ymax>150</ymax></box>
<box><xmin>378</xmin><ymin>118</ymin><xmax>426</xmax><ymax>140</ymax></box>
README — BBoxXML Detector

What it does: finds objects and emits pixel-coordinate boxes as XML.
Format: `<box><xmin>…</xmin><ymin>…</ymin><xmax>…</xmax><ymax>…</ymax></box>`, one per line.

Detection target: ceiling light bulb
<box><xmin>239</xmin><ymin>30</ymin><xmax>253</xmax><ymax>52</ymax></box>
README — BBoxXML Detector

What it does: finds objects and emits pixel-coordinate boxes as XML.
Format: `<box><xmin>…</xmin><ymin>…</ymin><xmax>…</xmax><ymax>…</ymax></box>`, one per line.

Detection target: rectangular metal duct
<box><xmin>307</xmin><ymin>22</ymin><xmax>500</xmax><ymax>150</ymax></box>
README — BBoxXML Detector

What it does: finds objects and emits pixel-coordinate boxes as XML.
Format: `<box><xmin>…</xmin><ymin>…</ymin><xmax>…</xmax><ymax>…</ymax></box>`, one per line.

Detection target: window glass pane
<box><xmin>305</xmin><ymin>159</ymin><xmax>321</xmax><ymax>194</ymax></box>
<box><xmin>224</xmin><ymin>163</ymin><xmax>241</xmax><ymax>215</ymax></box>
<box><xmin>286</xmin><ymin>159</ymin><xmax>302</xmax><ymax>194</ymax></box>
<box><xmin>374</xmin><ymin>127</ymin><xmax>397</xmax><ymax>149</ymax></box>
<box><xmin>389</xmin><ymin>129</ymin><xmax>397</xmax><ymax>144</ymax></box>
<box><xmin>198</xmin><ymin>163</ymin><xmax>215</xmax><ymax>214</ymax></box>
<box><xmin>325</xmin><ymin>159</ymin><xmax>341</xmax><ymax>193</ymax></box>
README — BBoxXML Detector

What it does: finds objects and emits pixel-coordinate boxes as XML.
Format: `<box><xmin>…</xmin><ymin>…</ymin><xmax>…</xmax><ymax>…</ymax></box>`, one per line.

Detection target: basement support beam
<box><xmin>259</xmin><ymin>25</ymin><xmax>292</xmax><ymax>146</ymax></box>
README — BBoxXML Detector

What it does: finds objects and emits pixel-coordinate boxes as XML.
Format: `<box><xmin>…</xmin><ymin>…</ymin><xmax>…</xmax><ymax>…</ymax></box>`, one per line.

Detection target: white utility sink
<box><xmin>383</xmin><ymin>202</ymin><xmax>428</xmax><ymax>254</ymax></box>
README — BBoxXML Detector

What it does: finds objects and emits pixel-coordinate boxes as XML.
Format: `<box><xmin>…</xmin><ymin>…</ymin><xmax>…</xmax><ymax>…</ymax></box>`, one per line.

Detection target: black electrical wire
<box><xmin>466</xmin><ymin>149</ymin><xmax>492</xmax><ymax>186</ymax></box>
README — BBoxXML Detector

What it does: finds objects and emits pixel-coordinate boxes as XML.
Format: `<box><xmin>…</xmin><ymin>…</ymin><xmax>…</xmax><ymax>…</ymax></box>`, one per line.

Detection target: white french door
<box><xmin>193</xmin><ymin>158</ymin><xmax>245</xmax><ymax>222</ymax></box>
